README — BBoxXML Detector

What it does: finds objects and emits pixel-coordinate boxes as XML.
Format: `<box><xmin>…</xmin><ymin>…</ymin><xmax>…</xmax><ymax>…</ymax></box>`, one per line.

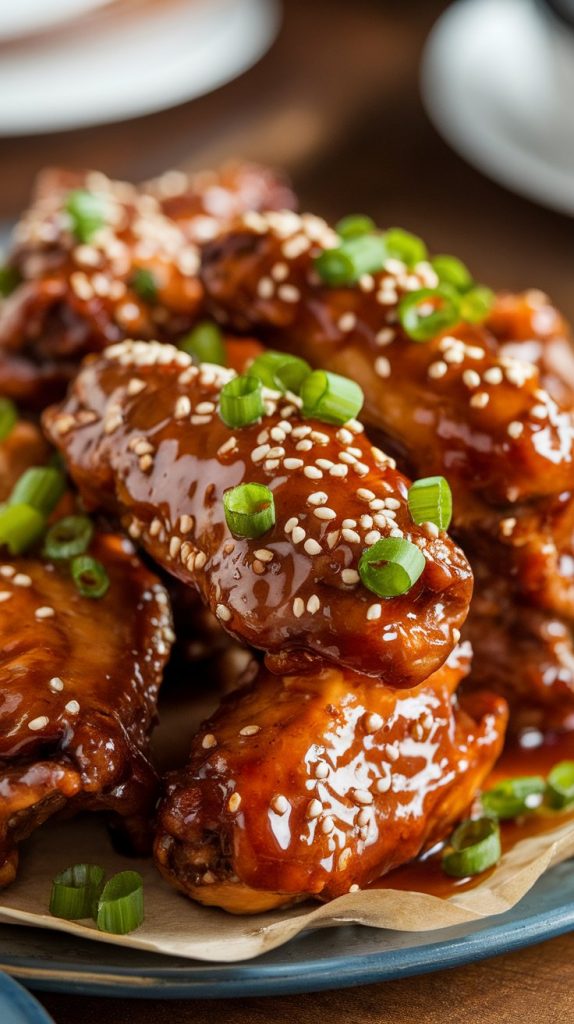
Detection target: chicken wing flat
<box><xmin>199</xmin><ymin>212</ymin><xmax>574</xmax><ymax>729</ymax></box>
<box><xmin>0</xmin><ymin>531</ymin><xmax>173</xmax><ymax>886</ymax></box>
<box><xmin>44</xmin><ymin>340</ymin><xmax>472</xmax><ymax>685</ymax></box>
<box><xmin>154</xmin><ymin>644</ymin><xmax>507</xmax><ymax>913</ymax></box>
<box><xmin>0</xmin><ymin>163</ymin><xmax>294</xmax><ymax>407</ymax></box>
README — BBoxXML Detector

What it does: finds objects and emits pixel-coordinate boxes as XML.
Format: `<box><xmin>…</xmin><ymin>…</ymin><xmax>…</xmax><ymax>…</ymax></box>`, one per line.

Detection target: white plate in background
<box><xmin>0</xmin><ymin>0</ymin><xmax>111</xmax><ymax>43</ymax></box>
<box><xmin>421</xmin><ymin>0</ymin><xmax>574</xmax><ymax>215</ymax></box>
<box><xmin>0</xmin><ymin>0</ymin><xmax>280</xmax><ymax>135</ymax></box>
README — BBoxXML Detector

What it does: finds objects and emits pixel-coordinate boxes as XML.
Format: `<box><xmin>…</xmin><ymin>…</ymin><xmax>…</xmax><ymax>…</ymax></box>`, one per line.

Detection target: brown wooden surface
<box><xmin>3</xmin><ymin>0</ymin><xmax>574</xmax><ymax>1019</ymax></box>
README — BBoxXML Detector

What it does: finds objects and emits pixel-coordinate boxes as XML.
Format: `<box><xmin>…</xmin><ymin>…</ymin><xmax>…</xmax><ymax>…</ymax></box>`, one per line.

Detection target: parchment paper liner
<box><xmin>0</xmin><ymin>813</ymin><xmax>573</xmax><ymax>963</ymax></box>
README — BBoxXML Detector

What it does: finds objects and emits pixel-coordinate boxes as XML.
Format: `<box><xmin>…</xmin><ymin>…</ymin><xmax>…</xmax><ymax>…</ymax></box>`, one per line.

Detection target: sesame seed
<box><xmin>452</xmin><ymin>628</ymin><xmax>461</xmax><ymax>642</ymax></box>
<box><xmin>28</xmin><ymin>716</ymin><xmax>49</xmax><ymax>731</ymax></box>
<box><xmin>257</xmin><ymin>277</ymin><xmax>274</xmax><ymax>298</ymax></box>
<box><xmin>357</xmin><ymin>808</ymin><xmax>371</xmax><ymax>827</ymax></box>
<box><xmin>296</xmin><ymin>439</ymin><xmax>314</xmax><ymax>452</ymax></box>
<box><xmin>507</xmin><ymin>420</ymin><xmax>524</xmax><ymax>439</ymax></box>
<box><xmin>484</xmin><ymin>366</ymin><xmax>503</xmax><ymax>385</ymax></box>
<box><xmin>304</xmin><ymin>538</ymin><xmax>322</xmax><ymax>555</ymax></box>
<box><xmin>216</xmin><ymin>604</ymin><xmax>231</xmax><ymax>621</ymax></box>
<box><xmin>202</xmin><ymin>733</ymin><xmax>217</xmax><ymax>748</ymax></box>
<box><xmin>357</xmin><ymin>488</ymin><xmax>375</xmax><ymax>501</ymax></box>
<box><xmin>304</xmin><ymin>466</ymin><xmax>323</xmax><ymax>480</ymax></box>
<box><xmin>139</xmin><ymin>454</ymin><xmax>153</xmax><ymax>472</ymax></box>
<box><xmin>0</xmin><ymin>592</ymin><xmax>11</xmax><ymax>603</ymax></box>
<box><xmin>470</xmin><ymin>391</ymin><xmax>489</xmax><ymax>409</ymax></box>
<box><xmin>366</xmin><ymin>604</ymin><xmax>382</xmax><ymax>621</ymax></box>
<box><xmin>365</xmin><ymin>711</ymin><xmax>383</xmax><ymax>732</ymax></box>
<box><xmin>169</xmin><ymin>537</ymin><xmax>182</xmax><ymax>558</ymax></box>
<box><xmin>293</xmin><ymin>597</ymin><xmax>305</xmax><ymax>618</ymax></box>
<box><xmin>500</xmin><ymin>517</ymin><xmax>517</xmax><ymax>537</ymax></box>
<box><xmin>35</xmin><ymin>606</ymin><xmax>55</xmax><ymax>620</ymax></box>
<box><xmin>271</xmin><ymin>261</ymin><xmax>289</xmax><ymax>281</ymax></box>
<box><xmin>284</xmin><ymin>458</ymin><xmax>304</xmax><ymax>470</ymax></box>
<box><xmin>291</xmin><ymin>526</ymin><xmax>306</xmax><ymax>544</ymax></box>
<box><xmin>375</xmin><ymin>356</ymin><xmax>391</xmax><ymax>379</ymax></box>
<box><xmin>307</xmin><ymin>798</ymin><xmax>323</xmax><ymax>819</ymax></box>
<box><xmin>228</xmin><ymin>793</ymin><xmax>242</xmax><ymax>812</ymax></box>
<box><xmin>375</xmin><ymin>327</ymin><xmax>395</xmax><ymax>346</ymax></box>
<box><xmin>342</xmin><ymin>528</ymin><xmax>361</xmax><ymax>545</ymax></box>
<box><xmin>49</xmin><ymin>677</ymin><xmax>64</xmax><ymax>692</ymax></box>
<box><xmin>424</xmin><ymin>521</ymin><xmax>440</xmax><ymax>539</ymax></box>
<box><xmin>342</xmin><ymin>519</ymin><xmax>357</xmax><ymax>528</ymax></box>
<box><xmin>251</xmin><ymin>443</ymin><xmax>270</xmax><ymax>463</ymax></box>
<box><xmin>254</xmin><ymin>548</ymin><xmax>273</xmax><ymax>562</ymax></box>
<box><xmin>271</xmin><ymin>794</ymin><xmax>290</xmax><ymax>814</ymax></box>
<box><xmin>127</xmin><ymin>377</ymin><xmax>146</xmax><ymax>396</ymax></box>
<box><xmin>307</xmin><ymin>594</ymin><xmax>320</xmax><ymax>614</ymax></box>
<box><xmin>338</xmin><ymin>849</ymin><xmax>352</xmax><ymax>871</ymax></box>
<box><xmin>316</xmin><ymin>458</ymin><xmax>334</xmax><ymax>470</ymax></box>
<box><xmin>65</xmin><ymin>700</ymin><xmax>80</xmax><ymax>714</ymax></box>
<box><xmin>174</xmin><ymin>395</ymin><xmax>191</xmax><ymax>419</ymax></box>
<box><xmin>321</xmin><ymin>816</ymin><xmax>335</xmax><ymax>834</ymax></box>
<box><xmin>326</xmin><ymin>530</ymin><xmax>340</xmax><ymax>549</ymax></box>
<box><xmin>532</xmin><ymin>404</ymin><xmax>548</xmax><ymax>419</ymax></box>
<box><xmin>342</xmin><ymin>568</ymin><xmax>360</xmax><ymax>585</ymax></box>
<box><xmin>428</xmin><ymin>361</ymin><xmax>448</xmax><ymax>379</ymax></box>
<box><xmin>338</xmin><ymin>312</ymin><xmax>356</xmax><ymax>332</ymax></box>
<box><xmin>352</xmin><ymin>788</ymin><xmax>373</xmax><ymax>805</ymax></box>
<box><xmin>375</xmin><ymin>775</ymin><xmax>391</xmax><ymax>793</ymax></box>
<box><xmin>349</xmin><ymin>883</ymin><xmax>360</xmax><ymax>893</ymax></box>
<box><xmin>308</xmin><ymin>491</ymin><xmax>328</xmax><ymax>506</ymax></box>
<box><xmin>278</xmin><ymin>284</ymin><xmax>300</xmax><ymax>303</ymax></box>
<box><xmin>463</xmin><ymin>369</ymin><xmax>481</xmax><ymax>388</ymax></box>
<box><xmin>13</xmin><ymin>574</ymin><xmax>32</xmax><ymax>587</ymax></box>
<box><xmin>179</xmin><ymin>514</ymin><xmax>193</xmax><ymax>534</ymax></box>
<box><xmin>330</xmin><ymin>464</ymin><xmax>348</xmax><ymax>477</ymax></box>
<box><xmin>285</xmin><ymin>516</ymin><xmax>298</xmax><ymax>533</ymax></box>
<box><xmin>386</xmin><ymin>743</ymin><xmax>400</xmax><ymax>762</ymax></box>
<box><xmin>240</xmin><ymin>725</ymin><xmax>260</xmax><ymax>736</ymax></box>
<box><xmin>315</xmin><ymin>762</ymin><xmax>329</xmax><ymax>779</ymax></box>
<box><xmin>314</xmin><ymin>507</ymin><xmax>337</xmax><ymax>521</ymax></box>
<box><xmin>0</xmin><ymin>566</ymin><xmax>14</xmax><ymax>577</ymax></box>
<box><xmin>364</xmin><ymin>530</ymin><xmax>381</xmax><ymax>546</ymax></box>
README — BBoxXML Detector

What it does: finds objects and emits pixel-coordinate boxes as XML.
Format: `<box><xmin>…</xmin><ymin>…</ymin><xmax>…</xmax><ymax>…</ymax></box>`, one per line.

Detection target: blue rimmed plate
<box><xmin>0</xmin><ymin>973</ymin><xmax>54</xmax><ymax>1023</ymax></box>
<box><xmin>1</xmin><ymin>859</ymin><xmax>573</xmax><ymax>999</ymax></box>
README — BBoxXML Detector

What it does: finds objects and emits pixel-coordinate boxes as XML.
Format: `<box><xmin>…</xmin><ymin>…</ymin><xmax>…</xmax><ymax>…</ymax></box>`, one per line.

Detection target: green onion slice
<box><xmin>71</xmin><ymin>555</ymin><xmax>110</xmax><ymax>599</ymax></box>
<box><xmin>384</xmin><ymin>227</ymin><xmax>427</xmax><ymax>267</ymax></box>
<box><xmin>0</xmin><ymin>504</ymin><xmax>45</xmax><ymax>555</ymax></box>
<box><xmin>408</xmin><ymin>475</ymin><xmax>453</xmax><ymax>531</ymax></box>
<box><xmin>442</xmin><ymin>817</ymin><xmax>501</xmax><ymax>878</ymax></box>
<box><xmin>359</xmin><ymin>537</ymin><xmax>425</xmax><ymax>599</ymax></box>
<box><xmin>223</xmin><ymin>482</ymin><xmax>275</xmax><ymax>539</ymax></box>
<box><xmin>44</xmin><ymin>514</ymin><xmax>93</xmax><ymax>560</ymax></box>
<box><xmin>431</xmin><ymin>254</ymin><xmax>473</xmax><ymax>293</ymax></box>
<box><xmin>66</xmin><ymin>189</ymin><xmax>105</xmax><ymax>243</ymax></box>
<box><xmin>336</xmin><ymin>214</ymin><xmax>376</xmax><ymax>240</ymax></box>
<box><xmin>179</xmin><ymin>321</ymin><xmax>227</xmax><ymax>366</ymax></box>
<box><xmin>0</xmin><ymin>398</ymin><xmax>17</xmax><ymax>441</ymax></box>
<box><xmin>398</xmin><ymin>286</ymin><xmax>461</xmax><ymax>342</ymax></box>
<box><xmin>50</xmin><ymin>864</ymin><xmax>105</xmax><ymax>920</ymax></box>
<box><xmin>314</xmin><ymin>234</ymin><xmax>388</xmax><ymax>286</ymax></box>
<box><xmin>482</xmin><ymin>776</ymin><xmax>545</xmax><ymax>820</ymax></box>
<box><xmin>131</xmin><ymin>268</ymin><xmax>158</xmax><ymax>303</ymax></box>
<box><xmin>96</xmin><ymin>870</ymin><xmax>144</xmax><ymax>934</ymax></box>
<box><xmin>0</xmin><ymin>265</ymin><xmax>21</xmax><ymax>298</ymax></box>
<box><xmin>248</xmin><ymin>350</ymin><xmax>311</xmax><ymax>395</ymax></box>
<box><xmin>459</xmin><ymin>285</ymin><xmax>494</xmax><ymax>324</ymax></box>
<box><xmin>301</xmin><ymin>369</ymin><xmax>364</xmax><ymax>425</ymax></box>
<box><xmin>9</xmin><ymin>467</ymin><xmax>66</xmax><ymax>517</ymax></box>
<box><xmin>219</xmin><ymin>374</ymin><xmax>263</xmax><ymax>428</ymax></box>
<box><xmin>546</xmin><ymin>760</ymin><xmax>574</xmax><ymax>810</ymax></box>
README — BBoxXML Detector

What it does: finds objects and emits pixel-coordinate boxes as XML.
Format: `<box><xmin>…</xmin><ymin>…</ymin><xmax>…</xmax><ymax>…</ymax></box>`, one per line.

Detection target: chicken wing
<box><xmin>44</xmin><ymin>340</ymin><xmax>472</xmax><ymax>685</ymax></box>
<box><xmin>154</xmin><ymin>644</ymin><xmax>507</xmax><ymax>912</ymax></box>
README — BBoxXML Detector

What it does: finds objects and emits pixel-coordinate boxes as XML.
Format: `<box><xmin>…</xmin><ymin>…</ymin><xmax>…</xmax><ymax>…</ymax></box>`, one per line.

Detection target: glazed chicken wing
<box><xmin>0</xmin><ymin>163</ymin><xmax>294</xmax><ymax>407</ymax></box>
<box><xmin>44</xmin><ymin>340</ymin><xmax>473</xmax><ymax>685</ymax></box>
<box><xmin>155</xmin><ymin>644</ymin><xmax>507</xmax><ymax>913</ymax></box>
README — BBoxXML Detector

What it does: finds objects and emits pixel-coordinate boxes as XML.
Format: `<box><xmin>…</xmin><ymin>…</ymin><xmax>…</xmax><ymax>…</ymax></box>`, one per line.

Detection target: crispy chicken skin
<box><xmin>0</xmin><ymin>164</ymin><xmax>294</xmax><ymax>406</ymax></box>
<box><xmin>154</xmin><ymin>645</ymin><xmax>507</xmax><ymax>913</ymax></box>
<box><xmin>199</xmin><ymin>212</ymin><xmax>574</xmax><ymax>729</ymax></box>
<box><xmin>44</xmin><ymin>340</ymin><xmax>473</xmax><ymax>685</ymax></box>
<box><xmin>0</xmin><ymin>532</ymin><xmax>173</xmax><ymax>886</ymax></box>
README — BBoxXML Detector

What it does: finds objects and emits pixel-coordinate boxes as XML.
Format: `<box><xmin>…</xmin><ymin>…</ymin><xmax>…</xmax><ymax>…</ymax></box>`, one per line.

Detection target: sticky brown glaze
<box><xmin>0</xmin><ymin>532</ymin><xmax>173</xmax><ymax>886</ymax></box>
<box><xmin>44</xmin><ymin>339</ymin><xmax>473</xmax><ymax>685</ymax></box>
<box><xmin>487</xmin><ymin>290</ymin><xmax>574</xmax><ymax>407</ymax></box>
<box><xmin>0</xmin><ymin>164</ymin><xmax>294</xmax><ymax>407</ymax></box>
<box><xmin>154</xmin><ymin>644</ymin><xmax>507</xmax><ymax>913</ymax></box>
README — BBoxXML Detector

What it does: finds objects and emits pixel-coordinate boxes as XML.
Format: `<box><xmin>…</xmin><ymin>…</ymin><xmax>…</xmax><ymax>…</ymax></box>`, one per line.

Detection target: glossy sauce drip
<box><xmin>372</xmin><ymin>729</ymin><xmax>574</xmax><ymax>897</ymax></box>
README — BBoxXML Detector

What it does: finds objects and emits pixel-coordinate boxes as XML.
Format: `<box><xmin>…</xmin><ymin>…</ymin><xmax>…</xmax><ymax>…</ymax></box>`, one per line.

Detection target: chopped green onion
<box><xmin>132</xmin><ymin>268</ymin><xmax>157</xmax><ymax>303</ymax></box>
<box><xmin>0</xmin><ymin>398</ymin><xmax>17</xmax><ymax>441</ymax></box>
<box><xmin>50</xmin><ymin>864</ymin><xmax>105</xmax><ymax>920</ymax></box>
<box><xmin>314</xmin><ymin>235</ymin><xmax>387</xmax><ymax>286</ymax></box>
<box><xmin>459</xmin><ymin>285</ymin><xmax>494</xmax><ymax>323</ymax></box>
<box><xmin>359</xmin><ymin>537</ymin><xmax>425</xmax><ymax>599</ymax></box>
<box><xmin>301</xmin><ymin>369</ymin><xmax>364</xmax><ymax>425</ymax></box>
<box><xmin>398</xmin><ymin>286</ymin><xmax>461</xmax><ymax>342</ymax></box>
<box><xmin>546</xmin><ymin>760</ymin><xmax>574</xmax><ymax>810</ymax></box>
<box><xmin>219</xmin><ymin>375</ymin><xmax>263</xmax><ymax>428</ymax></box>
<box><xmin>408</xmin><ymin>475</ymin><xmax>452</xmax><ymax>531</ymax></box>
<box><xmin>482</xmin><ymin>776</ymin><xmax>545</xmax><ymax>820</ymax></box>
<box><xmin>224</xmin><ymin>482</ymin><xmax>275</xmax><ymax>539</ymax></box>
<box><xmin>431</xmin><ymin>254</ymin><xmax>473</xmax><ymax>293</ymax></box>
<box><xmin>44</xmin><ymin>515</ymin><xmax>93</xmax><ymax>560</ymax></box>
<box><xmin>442</xmin><ymin>817</ymin><xmax>501</xmax><ymax>878</ymax></box>
<box><xmin>96</xmin><ymin>870</ymin><xmax>144</xmax><ymax>934</ymax></box>
<box><xmin>66</xmin><ymin>189</ymin><xmax>106</xmax><ymax>243</ymax></box>
<box><xmin>384</xmin><ymin>227</ymin><xmax>427</xmax><ymax>267</ymax></box>
<box><xmin>179</xmin><ymin>321</ymin><xmax>227</xmax><ymax>366</ymax></box>
<box><xmin>9</xmin><ymin>467</ymin><xmax>66</xmax><ymax>517</ymax></box>
<box><xmin>336</xmin><ymin>214</ymin><xmax>376</xmax><ymax>240</ymax></box>
<box><xmin>0</xmin><ymin>265</ymin><xmax>21</xmax><ymax>298</ymax></box>
<box><xmin>248</xmin><ymin>350</ymin><xmax>311</xmax><ymax>395</ymax></box>
<box><xmin>71</xmin><ymin>555</ymin><xmax>110</xmax><ymax>599</ymax></box>
<box><xmin>0</xmin><ymin>504</ymin><xmax>45</xmax><ymax>555</ymax></box>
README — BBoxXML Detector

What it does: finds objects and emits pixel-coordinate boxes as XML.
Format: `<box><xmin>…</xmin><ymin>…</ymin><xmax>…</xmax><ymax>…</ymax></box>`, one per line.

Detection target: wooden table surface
<box><xmin>2</xmin><ymin>0</ymin><xmax>574</xmax><ymax>1019</ymax></box>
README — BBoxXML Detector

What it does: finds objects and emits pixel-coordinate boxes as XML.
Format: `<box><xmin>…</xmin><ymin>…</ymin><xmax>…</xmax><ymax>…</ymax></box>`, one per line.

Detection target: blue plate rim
<box><xmin>2</xmin><ymin>891</ymin><xmax>574</xmax><ymax>999</ymax></box>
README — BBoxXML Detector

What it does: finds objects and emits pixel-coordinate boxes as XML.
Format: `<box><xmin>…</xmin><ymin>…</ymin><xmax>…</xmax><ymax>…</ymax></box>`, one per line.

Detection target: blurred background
<box><xmin>0</xmin><ymin>0</ymin><xmax>572</xmax><ymax>316</ymax></box>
